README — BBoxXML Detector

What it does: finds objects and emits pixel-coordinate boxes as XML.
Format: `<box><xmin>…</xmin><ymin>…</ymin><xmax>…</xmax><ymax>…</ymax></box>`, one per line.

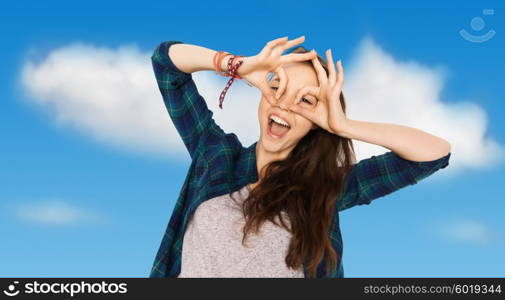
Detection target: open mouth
<box><xmin>267</xmin><ymin>113</ymin><xmax>291</xmax><ymax>139</ymax></box>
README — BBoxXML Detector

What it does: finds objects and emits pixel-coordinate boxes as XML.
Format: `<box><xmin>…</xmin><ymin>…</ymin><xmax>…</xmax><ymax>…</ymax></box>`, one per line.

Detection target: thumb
<box><xmin>260</xmin><ymin>83</ymin><xmax>277</xmax><ymax>106</ymax></box>
<box><xmin>289</xmin><ymin>104</ymin><xmax>312</xmax><ymax>121</ymax></box>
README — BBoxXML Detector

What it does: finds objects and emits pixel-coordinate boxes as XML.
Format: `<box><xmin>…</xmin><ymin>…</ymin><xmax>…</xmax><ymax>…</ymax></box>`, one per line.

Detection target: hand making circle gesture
<box><xmin>236</xmin><ymin>36</ymin><xmax>317</xmax><ymax>105</ymax></box>
<box><xmin>288</xmin><ymin>49</ymin><xmax>348</xmax><ymax>135</ymax></box>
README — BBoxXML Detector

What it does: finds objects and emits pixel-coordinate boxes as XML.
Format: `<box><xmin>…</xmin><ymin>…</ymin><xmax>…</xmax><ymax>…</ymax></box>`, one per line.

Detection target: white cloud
<box><xmin>344</xmin><ymin>37</ymin><xmax>503</xmax><ymax>171</ymax></box>
<box><xmin>19</xmin><ymin>38</ymin><xmax>503</xmax><ymax>169</ymax></box>
<box><xmin>20</xmin><ymin>42</ymin><xmax>179</xmax><ymax>157</ymax></box>
<box><xmin>435</xmin><ymin>218</ymin><xmax>494</xmax><ymax>246</ymax></box>
<box><xmin>16</xmin><ymin>200</ymin><xmax>103</xmax><ymax>225</ymax></box>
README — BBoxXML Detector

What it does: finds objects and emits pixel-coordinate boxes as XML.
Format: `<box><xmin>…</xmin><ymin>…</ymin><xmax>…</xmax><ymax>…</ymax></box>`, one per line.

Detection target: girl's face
<box><xmin>258</xmin><ymin>62</ymin><xmax>319</xmax><ymax>155</ymax></box>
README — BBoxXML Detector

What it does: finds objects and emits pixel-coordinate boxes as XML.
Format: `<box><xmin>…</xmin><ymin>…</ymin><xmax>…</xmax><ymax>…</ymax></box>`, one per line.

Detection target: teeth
<box><xmin>270</xmin><ymin>115</ymin><xmax>290</xmax><ymax>128</ymax></box>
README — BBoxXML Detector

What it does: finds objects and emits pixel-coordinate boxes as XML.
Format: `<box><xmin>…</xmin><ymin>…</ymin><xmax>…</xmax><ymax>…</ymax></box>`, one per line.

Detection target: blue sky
<box><xmin>1</xmin><ymin>0</ymin><xmax>504</xmax><ymax>277</ymax></box>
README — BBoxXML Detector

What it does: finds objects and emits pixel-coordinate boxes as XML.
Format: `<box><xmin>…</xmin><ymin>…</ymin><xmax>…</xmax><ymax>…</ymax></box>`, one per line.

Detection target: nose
<box><xmin>274</xmin><ymin>92</ymin><xmax>294</xmax><ymax>112</ymax></box>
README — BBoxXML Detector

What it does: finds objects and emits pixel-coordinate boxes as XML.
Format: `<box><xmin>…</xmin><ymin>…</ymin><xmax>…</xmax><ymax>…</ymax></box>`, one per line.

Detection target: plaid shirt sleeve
<box><xmin>337</xmin><ymin>151</ymin><xmax>451</xmax><ymax>211</ymax></box>
<box><xmin>151</xmin><ymin>40</ymin><xmax>225</xmax><ymax>159</ymax></box>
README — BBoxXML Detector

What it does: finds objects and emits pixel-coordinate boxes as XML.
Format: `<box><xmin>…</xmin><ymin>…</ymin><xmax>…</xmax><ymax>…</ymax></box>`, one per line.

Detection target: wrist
<box><xmin>332</xmin><ymin>118</ymin><xmax>353</xmax><ymax>138</ymax></box>
<box><xmin>219</xmin><ymin>54</ymin><xmax>233</xmax><ymax>74</ymax></box>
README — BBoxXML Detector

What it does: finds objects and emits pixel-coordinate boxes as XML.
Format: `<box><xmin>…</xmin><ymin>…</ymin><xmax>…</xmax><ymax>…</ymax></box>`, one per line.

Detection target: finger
<box><xmin>293</xmin><ymin>85</ymin><xmax>319</xmax><ymax>105</ymax></box>
<box><xmin>259</xmin><ymin>81</ymin><xmax>277</xmax><ymax>105</ymax></box>
<box><xmin>280</xmin><ymin>35</ymin><xmax>306</xmax><ymax>50</ymax></box>
<box><xmin>271</xmin><ymin>35</ymin><xmax>307</xmax><ymax>57</ymax></box>
<box><xmin>311</xmin><ymin>55</ymin><xmax>328</xmax><ymax>87</ymax></box>
<box><xmin>336</xmin><ymin>60</ymin><xmax>344</xmax><ymax>85</ymax></box>
<box><xmin>271</xmin><ymin>36</ymin><xmax>306</xmax><ymax>57</ymax></box>
<box><xmin>289</xmin><ymin>101</ymin><xmax>315</xmax><ymax>121</ymax></box>
<box><xmin>275</xmin><ymin>66</ymin><xmax>288</xmax><ymax>99</ymax></box>
<box><xmin>263</xmin><ymin>36</ymin><xmax>289</xmax><ymax>55</ymax></box>
<box><xmin>280</xmin><ymin>50</ymin><xmax>317</xmax><ymax>64</ymax></box>
<box><xmin>326</xmin><ymin>49</ymin><xmax>336</xmax><ymax>84</ymax></box>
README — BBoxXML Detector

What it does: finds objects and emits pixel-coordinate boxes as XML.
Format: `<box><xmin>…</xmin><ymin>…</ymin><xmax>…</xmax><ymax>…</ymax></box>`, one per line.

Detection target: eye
<box><xmin>301</xmin><ymin>98</ymin><xmax>312</xmax><ymax>105</ymax></box>
<box><xmin>271</xmin><ymin>86</ymin><xmax>279</xmax><ymax>91</ymax></box>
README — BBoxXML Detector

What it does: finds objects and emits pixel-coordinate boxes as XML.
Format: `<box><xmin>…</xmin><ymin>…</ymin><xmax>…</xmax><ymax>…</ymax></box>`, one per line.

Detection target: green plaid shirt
<box><xmin>149</xmin><ymin>40</ymin><xmax>451</xmax><ymax>278</ymax></box>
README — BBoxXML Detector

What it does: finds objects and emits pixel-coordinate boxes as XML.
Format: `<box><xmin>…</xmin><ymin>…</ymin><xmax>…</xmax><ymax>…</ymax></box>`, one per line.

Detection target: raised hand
<box><xmin>288</xmin><ymin>49</ymin><xmax>348</xmax><ymax>135</ymax></box>
<box><xmin>236</xmin><ymin>36</ymin><xmax>317</xmax><ymax>105</ymax></box>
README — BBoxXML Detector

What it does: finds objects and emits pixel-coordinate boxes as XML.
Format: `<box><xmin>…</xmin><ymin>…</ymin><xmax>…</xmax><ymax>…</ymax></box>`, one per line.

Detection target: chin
<box><xmin>260</xmin><ymin>136</ymin><xmax>285</xmax><ymax>153</ymax></box>
<box><xmin>259</xmin><ymin>128</ymin><xmax>299</xmax><ymax>155</ymax></box>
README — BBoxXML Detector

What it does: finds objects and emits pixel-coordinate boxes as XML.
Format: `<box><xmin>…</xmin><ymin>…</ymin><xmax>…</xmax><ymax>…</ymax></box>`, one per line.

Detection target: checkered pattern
<box><xmin>149</xmin><ymin>40</ymin><xmax>451</xmax><ymax>278</ymax></box>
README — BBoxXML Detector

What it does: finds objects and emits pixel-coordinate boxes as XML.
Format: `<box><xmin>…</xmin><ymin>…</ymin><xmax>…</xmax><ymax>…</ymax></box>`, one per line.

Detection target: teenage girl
<box><xmin>149</xmin><ymin>36</ymin><xmax>451</xmax><ymax>278</ymax></box>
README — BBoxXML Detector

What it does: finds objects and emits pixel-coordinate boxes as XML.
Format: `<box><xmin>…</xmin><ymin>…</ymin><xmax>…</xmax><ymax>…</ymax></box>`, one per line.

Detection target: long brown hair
<box><xmin>230</xmin><ymin>46</ymin><xmax>356</xmax><ymax>278</ymax></box>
